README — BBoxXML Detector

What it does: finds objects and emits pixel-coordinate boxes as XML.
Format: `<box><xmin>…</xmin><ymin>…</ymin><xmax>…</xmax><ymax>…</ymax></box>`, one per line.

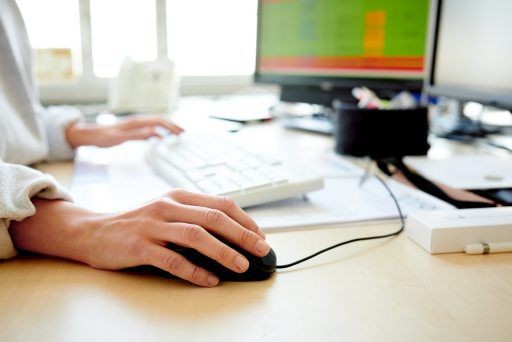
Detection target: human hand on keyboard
<box><xmin>65</xmin><ymin>115</ymin><xmax>184</xmax><ymax>148</ymax></box>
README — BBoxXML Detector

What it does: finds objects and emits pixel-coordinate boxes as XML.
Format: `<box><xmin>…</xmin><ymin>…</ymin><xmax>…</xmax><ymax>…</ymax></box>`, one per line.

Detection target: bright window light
<box><xmin>166</xmin><ymin>0</ymin><xmax>258</xmax><ymax>76</ymax></box>
<box><xmin>16</xmin><ymin>0</ymin><xmax>82</xmax><ymax>79</ymax></box>
<box><xmin>16</xmin><ymin>0</ymin><xmax>81</xmax><ymax>49</ymax></box>
<box><xmin>90</xmin><ymin>0</ymin><xmax>158</xmax><ymax>78</ymax></box>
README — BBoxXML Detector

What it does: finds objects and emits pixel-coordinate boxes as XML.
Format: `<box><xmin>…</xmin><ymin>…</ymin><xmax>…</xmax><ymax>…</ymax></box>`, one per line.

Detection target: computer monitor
<box><xmin>254</xmin><ymin>0</ymin><xmax>431</xmax><ymax>106</ymax></box>
<box><xmin>425</xmin><ymin>0</ymin><xmax>512</xmax><ymax>110</ymax></box>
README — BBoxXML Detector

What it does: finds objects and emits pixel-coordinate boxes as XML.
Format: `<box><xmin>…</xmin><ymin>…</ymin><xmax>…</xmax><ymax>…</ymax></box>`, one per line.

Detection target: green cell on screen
<box><xmin>259</xmin><ymin>0</ymin><xmax>430</xmax><ymax>58</ymax></box>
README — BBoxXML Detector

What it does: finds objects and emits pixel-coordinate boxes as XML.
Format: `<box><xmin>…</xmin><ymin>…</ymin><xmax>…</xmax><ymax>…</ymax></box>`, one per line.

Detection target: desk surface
<box><xmin>2</xmin><ymin>120</ymin><xmax>512</xmax><ymax>342</ymax></box>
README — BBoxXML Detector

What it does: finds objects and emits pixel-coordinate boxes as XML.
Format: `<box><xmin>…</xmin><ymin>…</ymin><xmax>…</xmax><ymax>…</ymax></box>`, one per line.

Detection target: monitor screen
<box><xmin>256</xmin><ymin>0</ymin><xmax>430</xmax><ymax>83</ymax></box>
<box><xmin>427</xmin><ymin>0</ymin><xmax>512</xmax><ymax>109</ymax></box>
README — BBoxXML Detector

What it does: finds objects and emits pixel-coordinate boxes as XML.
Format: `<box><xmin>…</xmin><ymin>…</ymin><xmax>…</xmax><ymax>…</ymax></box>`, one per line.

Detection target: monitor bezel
<box><xmin>425</xmin><ymin>0</ymin><xmax>512</xmax><ymax>110</ymax></box>
<box><xmin>253</xmin><ymin>0</ymin><xmax>425</xmax><ymax>93</ymax></box>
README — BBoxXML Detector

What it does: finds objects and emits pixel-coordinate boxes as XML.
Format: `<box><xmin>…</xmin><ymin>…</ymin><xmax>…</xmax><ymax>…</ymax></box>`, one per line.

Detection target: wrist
<box><xmin>9</xmin><ymin>199</ymin><xmax>103</xmax><ymax>265</ymax></box>
<box><xmin>61</xmin><ymin>208</ymin><xmax>106</xmax><ymax>266</ymax></box>
<box><xmin>65</xmin><ymin>122</ymin><xmax>100</xmax><ymax>148</ymax></box>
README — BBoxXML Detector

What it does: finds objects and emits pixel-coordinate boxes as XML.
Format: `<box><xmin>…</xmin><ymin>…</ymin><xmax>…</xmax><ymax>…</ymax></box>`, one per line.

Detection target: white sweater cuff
<box><xmin>0</xmin><ymin>161</ymin><xmax>72</xmax><ymax>259</ymax></box>
<box><xmin>41</xmin><ymin>105</ymin><xmax>83</xmax><ymax>161</ymax></box>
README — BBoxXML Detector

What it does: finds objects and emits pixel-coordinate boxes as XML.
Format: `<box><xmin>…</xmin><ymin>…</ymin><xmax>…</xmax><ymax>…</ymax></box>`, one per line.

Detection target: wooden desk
<box><xmin>2</xmin><ymin>123</ymin><xmax>512</xmax><ymax>342</ymax></box>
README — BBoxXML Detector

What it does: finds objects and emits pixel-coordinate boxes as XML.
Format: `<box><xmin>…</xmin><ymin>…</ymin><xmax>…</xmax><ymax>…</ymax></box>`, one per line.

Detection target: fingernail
<box><xmin>207</xmin><ymin>275</ymin><xmax>219</xmax><ymax>286</ymax></box>
<box><xmin>259</xmin><ymin>229</ymin><xmax>266</xmax><ymax>238</ymax></box>
<box><xmin>235</xmin><ymin>256</ymin><xmax>249</xmax><ymax>272</ymax></box>
<box><xmin>256</xmin><ymin>240</ymin><xmax>270</xmax><ymax>255</ymax></box>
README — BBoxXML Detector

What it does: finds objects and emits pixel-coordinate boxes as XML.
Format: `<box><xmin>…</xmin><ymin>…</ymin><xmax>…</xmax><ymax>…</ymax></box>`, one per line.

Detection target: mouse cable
<box><xmin>275</xmin><ymin>162</ymin><xmax>405</xmax><ymax>269</ymax></box>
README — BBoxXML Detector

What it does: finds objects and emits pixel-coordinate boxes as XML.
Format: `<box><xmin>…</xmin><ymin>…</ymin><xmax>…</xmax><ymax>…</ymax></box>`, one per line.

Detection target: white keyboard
<box><xmin>146</xmin><ymin>133</ymin><xmax>324</xmax><ymax>208</ymax></box>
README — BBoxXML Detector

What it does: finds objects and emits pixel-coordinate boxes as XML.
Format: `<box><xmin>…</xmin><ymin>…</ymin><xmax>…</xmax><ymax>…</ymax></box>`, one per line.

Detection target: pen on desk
<box><xmin>464</xmin><ymin>242</ymin><xmax>512</xmax><ymax>255</ymax></box>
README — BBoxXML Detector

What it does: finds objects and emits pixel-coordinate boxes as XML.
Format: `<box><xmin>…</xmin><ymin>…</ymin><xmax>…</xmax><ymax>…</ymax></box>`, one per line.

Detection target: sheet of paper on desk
<box><xmin>308</xmin><ymin>152</ymin><xmax>364</xmax><ymax>178</ymax></box>
<box><xmin>71</xmin><ymin>142</ymin><xmax>172</xmax><ymax>213</ymax></box>
<box><xmin>404</xmin><ymin>155</ymin><xmax>512</xmax><ymax>189</ymax></box>
<box><xmin>248</xmin><ymin>178</ymin><xmax>455</xmax><ymax>232</ymax></box>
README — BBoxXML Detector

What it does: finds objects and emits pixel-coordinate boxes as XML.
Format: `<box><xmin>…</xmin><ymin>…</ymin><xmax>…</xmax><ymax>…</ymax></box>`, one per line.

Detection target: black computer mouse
<box><xmin>129</xmin><ymin>239</ymin><xmax>277</xmax><ymax>282</ymax></box>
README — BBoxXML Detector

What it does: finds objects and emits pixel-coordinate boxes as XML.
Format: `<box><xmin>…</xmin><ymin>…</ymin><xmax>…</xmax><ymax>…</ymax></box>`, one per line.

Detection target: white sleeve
<box><xmin>39</xmin><ymin>105</ymin><xmax>83</xmax><ymax>161</ymax></box>
<box><xmin>0</xmin><ymin>159</ymin><xmax>72</xmax><ymax>259</ymax></box>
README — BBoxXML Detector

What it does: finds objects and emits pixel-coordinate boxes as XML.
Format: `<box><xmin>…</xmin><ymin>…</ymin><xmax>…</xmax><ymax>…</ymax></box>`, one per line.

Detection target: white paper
<box><xmin>405</xmin><ymin>155</ymin><xmax>512</xmax><ymax>189</ymax></box>
<box><xmin>71</xmin><ymin>142</ymin><xmax>172</xmax><ymax>213</ymax></box>
<box><xmin>247</xmin><ymin>177</ymin><xmax>454</xmax><ymax>232</ymax></box>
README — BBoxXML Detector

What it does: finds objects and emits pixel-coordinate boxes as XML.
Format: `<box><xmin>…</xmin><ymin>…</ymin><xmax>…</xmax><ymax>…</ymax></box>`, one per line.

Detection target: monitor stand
<box><xmin>282</xmin><ymin>113</ymin><xmax>334</xmax><ymax>135</ymax></box>
<box><xmin>440</xmin><ymin>116</ymin><xmax>498</xmax><ymax>140</ymax></box>
<box><xmin>274</xmin><ymin>102</ymin><xmax>334</xmax><ymax>135</ymax></box>
<box><xmin>276</xmin><ymin>86</ymin><xmax>356</xmax><ymax>135</ymax></box>
<box><xmin>437</xmin><ymin>100</ymin><xmax>500</xmax><ymax>141</ymax></box>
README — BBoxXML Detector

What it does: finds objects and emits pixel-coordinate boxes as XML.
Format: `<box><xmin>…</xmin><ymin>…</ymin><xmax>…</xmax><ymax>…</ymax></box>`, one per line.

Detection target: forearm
<box><xmin>9</xmin><ymin>198</ymin><xmax>98</xmax><ymax>265</ymax></box>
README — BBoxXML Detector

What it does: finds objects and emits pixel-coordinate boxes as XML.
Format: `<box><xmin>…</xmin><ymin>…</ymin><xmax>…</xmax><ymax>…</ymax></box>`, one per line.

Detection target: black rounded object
<box><xmin>127</xmin><ymin>239</ymin><xmax>277</xmax><ymax>282</ymax></box>
<box><xmin>333</xmin><ymin>101</ymin><xmax>430</xmax><ymax>159</ymax></box>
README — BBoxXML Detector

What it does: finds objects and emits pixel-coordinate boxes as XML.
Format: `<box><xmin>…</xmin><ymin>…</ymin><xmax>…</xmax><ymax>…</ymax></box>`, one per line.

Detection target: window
<box><xmin>16</xmin><ymin>0</ymin><xmax>82</xmax><ymax>80</ymax></box>
<box><xmin>167</xmin><ymin>0</ymin><xmax>258</xmax><ymax>76</ymax></box>
<box><xmin>90</xmin><ymin>0</ymin><xmax>158</xmax><ymax>78</ymax></box>
<box><xmin>15</xmin><ymin>0</ymin><xmax>259</xmax><ymax>102</ymax></box>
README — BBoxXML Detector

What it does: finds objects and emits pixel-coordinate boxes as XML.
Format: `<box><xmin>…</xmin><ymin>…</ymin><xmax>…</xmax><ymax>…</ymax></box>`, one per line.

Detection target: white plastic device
<box><xmin>108</xmin><ymin>57</ymin><xmax>179</xmax><ymax>113</ymax></box>
<box><xmin>406</xmin><ymin>207</ymin><xmax>512</xmax><ymax>254</ymax></box>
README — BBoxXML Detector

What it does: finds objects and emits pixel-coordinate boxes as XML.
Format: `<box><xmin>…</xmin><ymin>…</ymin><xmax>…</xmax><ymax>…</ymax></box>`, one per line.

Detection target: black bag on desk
<box><xmin>333</xmin><ymin>101</ymin><xmax>430</xmax><ymax>159</ymax></box>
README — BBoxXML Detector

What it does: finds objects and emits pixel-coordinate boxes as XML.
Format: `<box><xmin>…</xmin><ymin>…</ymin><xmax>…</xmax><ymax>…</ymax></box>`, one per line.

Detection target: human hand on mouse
<box><xmin>9</xmin><ymin>190</ymin><xmax>269</xmax><ymax>287</ymax></box>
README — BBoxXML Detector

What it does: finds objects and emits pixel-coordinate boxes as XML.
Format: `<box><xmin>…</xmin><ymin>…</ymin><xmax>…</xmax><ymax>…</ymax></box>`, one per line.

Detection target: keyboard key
<box><xmin>271</xmin><ymin>176</ymin><xmax>289</xmax><ymax>184</ymax></box>
<box><xmin>185</xmin><ymin>170</ymin><xmax>208</xmax><ymax>182</ymax></box>
<box><xmin>213</xmin><ymin>186</ymin><xmax>243</xmax><ymax>196</ymax></box>
<box><xmin>196</xmin><ymin>180</ymin><xmax>218</xmax><ymax>192</ymax></box>
<box><xmin>227</xmin><ymin>161</ymin><xmax>250</xmax><ymax>172</ymax></box>
<box><xmin>240</xmin><ymin>179</ymin><xmax>273</xmax><ymax>191</ymax></box>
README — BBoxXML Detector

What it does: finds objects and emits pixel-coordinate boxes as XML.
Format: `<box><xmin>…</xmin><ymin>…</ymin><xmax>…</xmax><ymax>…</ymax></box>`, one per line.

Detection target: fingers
<box><xmin>155</xmin><ymin>119</ymin><xmax>184</xmax><ymax>135</ymax></box>
<box><xmin>120</xmin><ymin>116</ymin><xmax>184</xmax><ymax>135</ymax></box>
<box><xmin>168</xmin><ymin>190</ymin><xmax>265</xmax><ymax>239</ymax></box>
<box><xmin>147</xmin><ymin>244</ymin><xmax>219</xmax><ymax>287</ymax></box>
<box><xmin>156</xmin><ymin>199</ymin><xmax>270</xmax><ymax>258</ymax></box>
<box><xmin>148</xmin><ymin>222</ymin><xmax>251</xmax><ymax>274</ymax></box>
<box><xmin>118</xmin><ymin>127</ymin><xmax>161</xmax><ymax>141</ymax></box>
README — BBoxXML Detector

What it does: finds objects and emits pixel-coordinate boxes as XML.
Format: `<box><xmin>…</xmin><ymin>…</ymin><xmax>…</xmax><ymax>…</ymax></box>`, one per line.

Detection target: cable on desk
<box><xmin>276</xmin><ymin>161</ymin><xmax>405</xmax><ymax>269</ymax></box>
